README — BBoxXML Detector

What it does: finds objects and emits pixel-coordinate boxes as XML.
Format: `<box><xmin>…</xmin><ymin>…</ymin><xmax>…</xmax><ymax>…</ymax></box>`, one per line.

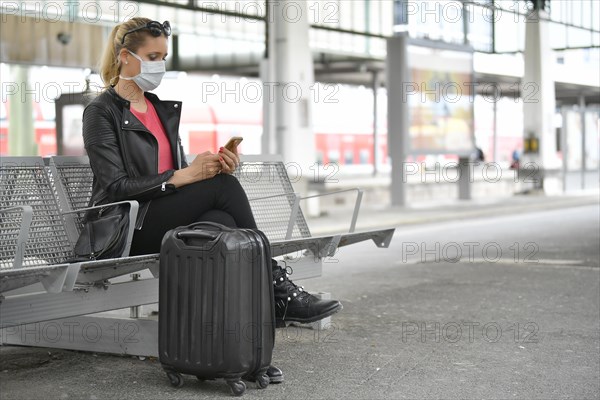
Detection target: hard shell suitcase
<box><xmin>158</xmin><ymin>221</ymin><xmax>275</xmax><ymax>396</ymax></box>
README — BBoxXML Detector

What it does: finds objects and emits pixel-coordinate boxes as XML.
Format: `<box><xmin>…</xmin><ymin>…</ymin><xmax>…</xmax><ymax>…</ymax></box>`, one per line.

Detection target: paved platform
<box><xmin>306</xmin><ymin>191</ymin><xmax>600</xmax><ymax>235</ymax></box>
<box><xmin>1</xmin><ymin>192</ymin><xmax>599</xmax><ymax>399</ymax></box>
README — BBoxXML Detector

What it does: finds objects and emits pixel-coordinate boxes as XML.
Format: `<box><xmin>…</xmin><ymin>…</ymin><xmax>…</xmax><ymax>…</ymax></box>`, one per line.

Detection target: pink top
<box><xmin>130</xmin><ymin>98</ymin><xmax>175</xmax><ymax>173</ymax></box>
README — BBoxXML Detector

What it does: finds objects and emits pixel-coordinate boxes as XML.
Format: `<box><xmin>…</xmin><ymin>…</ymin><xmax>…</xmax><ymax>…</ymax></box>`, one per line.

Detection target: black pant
<box><xmin>130</xmin><ymin>173</ymin><xmax>257</xmax><ymax>255</ymax></box>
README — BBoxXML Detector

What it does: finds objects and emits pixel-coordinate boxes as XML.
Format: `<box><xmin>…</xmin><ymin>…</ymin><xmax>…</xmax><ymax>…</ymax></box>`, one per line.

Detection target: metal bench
<box><xmin>0</xmin><ymin>155</ymin><xmax>394</xmax><ymax>356</ymax></box>
<box><xmin>0</xmin><ymin>157</ymin><xmax>150</xmax><ymax>328</ymax></box>
<box><xmin>50</xmin><ymin>154</ymin><xmax>394</xmax><ymax>276</ymax></box>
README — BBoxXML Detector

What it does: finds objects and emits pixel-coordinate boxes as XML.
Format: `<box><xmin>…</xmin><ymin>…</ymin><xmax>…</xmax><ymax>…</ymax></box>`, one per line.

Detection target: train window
<box><xmin>359</xmin><ymin>149</ymin><xmax>369</xmax><ymax>164</ymax></box>
<box><xmin>328</xmin><ymin>150</ymin><xmax>340</xmax><ymax>164</ymax></box>
<box><xmin>344</xmin><ymin>150</ymin><xmax>354</xmax><ymax>165</ymax></box>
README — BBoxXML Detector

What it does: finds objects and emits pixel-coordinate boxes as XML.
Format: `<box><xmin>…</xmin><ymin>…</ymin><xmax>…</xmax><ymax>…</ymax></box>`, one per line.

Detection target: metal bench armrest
<box><xmin>62</xmin><ymin>200</ymin><xmax>139</xmax><ymax>258</ymax></box>
<box><xmin>299</xmin><ymin>188</ymin><xmax>364</xmax><ymax>234</ymax></box>
<box><xmin>0</xmin><ymin>206</ymin><xmax>33</xmax><ymax>269</ymax></box>
<box><xmin>248</xmin><ymin>192</ymin><xmax>301</xmax><ymax>240</ymax></box>
<box><xmin>248</xmin><ymin>188</ymin><xmax>364</xmax><ymax>239</ymax></box>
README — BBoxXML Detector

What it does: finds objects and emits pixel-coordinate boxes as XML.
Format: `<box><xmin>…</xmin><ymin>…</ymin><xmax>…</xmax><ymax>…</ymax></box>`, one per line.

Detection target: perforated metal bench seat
<box><xmin>0</xmin><ymin>155</ymin><xmax>394</xmax><ymax>331</ymax></box>
<box><xmin>68</xmin><ymin>156</ymin><xmax>391</xmax><ymax>247</ymax></box>
<box><xmin>51</xmin><ymin>154</ymin><xmax>394</xmax><ymax>271</ymax></box>
<box><xmin>0</xmin><ymin>157</ymin><xmax>142</xmax><ymax>294</ymax></box>
<box><xmin>1</xmin><ymin>158</ymin><xmax>75</xmax><ymax>294</ymax></box>
<box><xmin>1</xmin><ymin>155</ymin><xmax>394</xmax><ymax>286</ymax></box>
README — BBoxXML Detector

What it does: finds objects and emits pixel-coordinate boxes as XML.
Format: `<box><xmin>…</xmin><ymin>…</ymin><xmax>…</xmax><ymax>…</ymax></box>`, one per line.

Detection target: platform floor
<box><xmin>1</xmin><ymin>194</ymin><xmax>599</xmax><ymax>399</ymax></box>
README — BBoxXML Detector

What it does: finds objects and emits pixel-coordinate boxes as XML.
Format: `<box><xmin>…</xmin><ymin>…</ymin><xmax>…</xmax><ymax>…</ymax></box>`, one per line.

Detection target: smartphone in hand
<box><xmin>224</xmin><ymin>136</ymin><xmax>243</xmax><ymax>152</ymax></box>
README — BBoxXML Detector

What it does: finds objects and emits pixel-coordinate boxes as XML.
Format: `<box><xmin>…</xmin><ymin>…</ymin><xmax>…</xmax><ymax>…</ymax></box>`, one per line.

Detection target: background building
<box><xmin>1</xmin><ymin>0</ymin><xmax>598</xmax><ymax>199</ymax></box>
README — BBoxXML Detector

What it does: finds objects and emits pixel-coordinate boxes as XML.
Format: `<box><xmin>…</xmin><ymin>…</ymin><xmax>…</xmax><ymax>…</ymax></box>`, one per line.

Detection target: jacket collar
<box><xmin>106</xmin><ymin>86</ymin><xmax>180</xmax><ymax>110</ymax></box>
<box><xmin>106</xmin><ymin>86</ymin><xmax>131</xmax><ymax>108</ymax></box>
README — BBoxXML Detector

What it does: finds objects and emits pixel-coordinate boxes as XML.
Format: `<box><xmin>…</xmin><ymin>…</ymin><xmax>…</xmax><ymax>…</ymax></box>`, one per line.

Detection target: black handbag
<box><xmin>73</xmin><ymin>204</ymin><xmax>129</xmax><ymax>260</ymax></box>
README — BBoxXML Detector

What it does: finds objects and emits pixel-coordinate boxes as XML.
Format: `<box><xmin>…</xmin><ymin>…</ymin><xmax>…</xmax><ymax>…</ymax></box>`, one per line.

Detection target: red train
<box><xmin>0</xmin><ymin>96</ymin><xmax>390</xmax><ymax>167</ymax></box>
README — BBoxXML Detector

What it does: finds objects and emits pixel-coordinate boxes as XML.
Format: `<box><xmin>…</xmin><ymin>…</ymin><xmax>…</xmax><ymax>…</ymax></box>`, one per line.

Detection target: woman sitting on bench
<box><xmin>83</xmin><ymin>17</ymin><xmax>342</xmax><ymax>383</ymax></box>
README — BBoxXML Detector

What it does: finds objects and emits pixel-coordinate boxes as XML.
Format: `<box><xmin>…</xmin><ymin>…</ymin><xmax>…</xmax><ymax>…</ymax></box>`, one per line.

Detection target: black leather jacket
<box><xmin>82</xmin><ymin>87</ymin><xmax>188</xmax><ymax>229</ymax></box>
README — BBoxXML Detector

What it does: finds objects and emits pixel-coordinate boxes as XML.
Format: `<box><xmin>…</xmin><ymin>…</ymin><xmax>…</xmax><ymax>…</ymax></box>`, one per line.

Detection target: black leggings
<box><xmin>130</xmin><ymin>173</ymin><xmax>257</xmax><ymax>255</ymax></box>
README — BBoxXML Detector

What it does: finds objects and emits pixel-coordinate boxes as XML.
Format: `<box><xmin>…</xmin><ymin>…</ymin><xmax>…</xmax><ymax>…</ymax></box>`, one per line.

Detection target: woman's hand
<box><xmin>168</xmin><ymin>151</ymin><xmax>222</xmax><ymax>187</ymax></box>
<box><xmin>217</xmin><ymin>146</ymin><xmax>240</xmax><ymax>174</ymax></box>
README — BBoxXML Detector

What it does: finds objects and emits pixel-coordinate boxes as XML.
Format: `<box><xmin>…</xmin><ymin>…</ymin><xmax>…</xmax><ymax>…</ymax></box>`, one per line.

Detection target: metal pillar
<box><xmin>260</xmin><ymin>0</ymin><xmax>277</xmax><ymax>156</ymax></box>
<box><xmin>458</xmin><ymin>157</ymin><xmax>473</xmax><ymax>200</ymax></box>
<box><xmin>492</xmin><ymin>99</ymin><xmax>498</xmax><ymax>163</ymax></box>
<box><xmin>523</xmin><ymin>8</ymin><xmax>560</xmax><ymax>192</ymax></box>
<box><xmin>372</xmin><ymin>70</ymin><xmax>379</xmax><ymax>176</ymax></box>
<box><xmin>387</xmin><ymin>34</ymin><xmax>410</xmax><ymax>206</ymax></box>
<box><xmin>8</xmin><ymin>65</ymin><xmax>36</xmax><ymax>156</ymax></box>
<box><xmin>560</xmin><ymin>106</ymin><xmax>567</xmax><ymax>193</ymax></box>
<box><xmin>579</xmin><ymin>96</ymin><xmax>586</xmax><ymax>190</ymax></box>
<box><xmin>263</xmin><ymin>0</ymin><xmax>315</xmax><ymax>170</ymax></box>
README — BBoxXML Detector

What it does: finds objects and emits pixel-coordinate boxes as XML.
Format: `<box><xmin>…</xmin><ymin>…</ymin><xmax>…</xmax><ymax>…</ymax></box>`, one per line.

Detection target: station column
<box><xmin>7</xmin><ymin>66</ymin><xmax>36</xmax><ymax>156</ymax></box>
<box><xmin>261</xmin><ymin>0</ymin><xmax>316</xmax><ymax>174</ymax></box>
<box><xmin>522</xmin><ymin>6</ymin><xmax>561</xmax><ymax>192</ymax></box>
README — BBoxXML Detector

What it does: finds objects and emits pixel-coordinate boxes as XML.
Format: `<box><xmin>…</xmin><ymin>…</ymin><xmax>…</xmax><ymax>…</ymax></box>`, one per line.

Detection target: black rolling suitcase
<box><xmin>158</xmin><ymin>222</ymin><xmax>275</xmax><ymax>396</ymax></box>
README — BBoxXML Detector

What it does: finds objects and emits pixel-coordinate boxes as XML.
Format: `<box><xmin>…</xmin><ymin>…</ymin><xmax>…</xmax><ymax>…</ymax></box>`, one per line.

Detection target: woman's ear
<box><xmin>118</xmin><ymin>48</ymin><xmax>129</xmax><ymax>66</ymax></box>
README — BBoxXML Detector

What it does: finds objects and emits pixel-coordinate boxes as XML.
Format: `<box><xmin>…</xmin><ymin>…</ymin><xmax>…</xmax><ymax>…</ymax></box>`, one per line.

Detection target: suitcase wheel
<box><xmin>227</xmin><ymin>379</ymin><xmax>246</xmax><ymax>396</ymax></box>
<box><xmin>166</xmin><ymin>372</ymin><xmax>184</xmax><ymax>388</ymax></box>
<box><xmin>256</xmin><ymin>374</ymin><xmax>269</xmax><ymax>389</ymax></box>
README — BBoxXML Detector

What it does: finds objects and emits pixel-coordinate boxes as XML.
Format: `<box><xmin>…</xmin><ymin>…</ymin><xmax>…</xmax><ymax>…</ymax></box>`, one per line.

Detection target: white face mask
<box><xmin>119</xmin><ymin>50</ymin><xmax>165</xmax><ymax>92</ymax></box>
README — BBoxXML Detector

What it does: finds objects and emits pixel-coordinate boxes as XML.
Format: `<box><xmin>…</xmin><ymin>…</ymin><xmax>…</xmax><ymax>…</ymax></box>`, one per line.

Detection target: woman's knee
<box><xmin>217</xmin><ymin>173</ymin><xmax>246</xmax><ymax>193</ymax></box>
<box><xmin>217</xmin><ymin>172</ymin><xmax>240</xmax><ymax>185</ymax></box>
<box><xmin>197</xmin><ymin>209</ymin><xmax>237</xmax><ymax>228</ymax></box>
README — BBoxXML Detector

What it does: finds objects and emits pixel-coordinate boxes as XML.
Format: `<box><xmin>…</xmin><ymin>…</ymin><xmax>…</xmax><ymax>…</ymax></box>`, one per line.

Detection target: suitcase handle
<box><xmin>176</xmin><ymin>231</ymin><xmax>221</xmax><ymax>240</ymax></box>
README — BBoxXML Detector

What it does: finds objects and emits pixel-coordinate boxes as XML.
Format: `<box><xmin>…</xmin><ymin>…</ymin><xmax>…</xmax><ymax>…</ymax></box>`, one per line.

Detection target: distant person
<box><xmin>82</xmin><ymin>17</ymin><xmax>342</xmax><ymax>383</ymax></box>
<box><xmin>472</xmin><ymin>146</ymin><xmax>485</xmax><ymax>162</ymax></box>
<box><xmin>510</xmin><ymin>149</ymin><xmax>520</xmax><ymax>169</ymax></box>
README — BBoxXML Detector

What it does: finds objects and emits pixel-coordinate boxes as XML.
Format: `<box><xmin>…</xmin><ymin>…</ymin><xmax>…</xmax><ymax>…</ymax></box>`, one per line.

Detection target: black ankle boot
<box><xmin>271</xmin><ymin>261</ymin><xmax>342</xmax><ymax>327</ymax></box>
<box><xmin>243</xmin><ymin>365</ymin><xmax>283</xmax><ymax>384</ymax></box>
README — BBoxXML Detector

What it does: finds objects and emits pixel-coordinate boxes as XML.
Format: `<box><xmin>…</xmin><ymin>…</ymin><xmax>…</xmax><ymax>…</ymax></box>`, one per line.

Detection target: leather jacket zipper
<box><xmin>125</xmin><ymin>125</ymin><xmax>160</xmax><ymax>174</ymax></box>
<box><xmin>122</xmin><ymin>121</ymin><xmax>175</xmax><ymax>230</ymax></box>
<box><xmin>128</xmin><ymin>181</ymin><xmax>167</xmax><ymax>197</ymax></box>
<box><xmin>123</xmin><ymin>124</ymin><xmax>170</xmax><ymax>198</ymax></box>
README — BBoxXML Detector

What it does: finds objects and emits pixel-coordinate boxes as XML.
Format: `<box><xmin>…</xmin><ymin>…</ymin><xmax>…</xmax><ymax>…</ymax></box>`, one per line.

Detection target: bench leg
<box><xmin>130</xmin><ymin>305</ymin><xmax>142</xmax><ymax>318</ymax></box>
<box><xmin>129</xmin><ymin>273</ymin><xmax>142</xmax><ymax>318</ymax></box>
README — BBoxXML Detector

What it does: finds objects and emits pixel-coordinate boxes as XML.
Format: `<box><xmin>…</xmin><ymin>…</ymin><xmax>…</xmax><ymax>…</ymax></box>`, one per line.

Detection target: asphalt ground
<box><xmin>1</xmin><ymin>194</ymin><xmax>599</xmax><ymax>399</ymax></box>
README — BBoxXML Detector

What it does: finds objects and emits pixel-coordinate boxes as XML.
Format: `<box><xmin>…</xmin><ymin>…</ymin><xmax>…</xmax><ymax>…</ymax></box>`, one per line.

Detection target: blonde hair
<box><xmin>99</xmin><ymin>17</ymin><xmax>154</xmax><ymax>88</ymax></box>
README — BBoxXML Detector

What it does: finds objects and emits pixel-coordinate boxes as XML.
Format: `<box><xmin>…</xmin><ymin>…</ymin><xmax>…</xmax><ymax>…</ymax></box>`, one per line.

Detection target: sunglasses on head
<box><xmin>121</xmin><ymin>20</ymin><xmax>171</xmax><ymax>45</ymax></box>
